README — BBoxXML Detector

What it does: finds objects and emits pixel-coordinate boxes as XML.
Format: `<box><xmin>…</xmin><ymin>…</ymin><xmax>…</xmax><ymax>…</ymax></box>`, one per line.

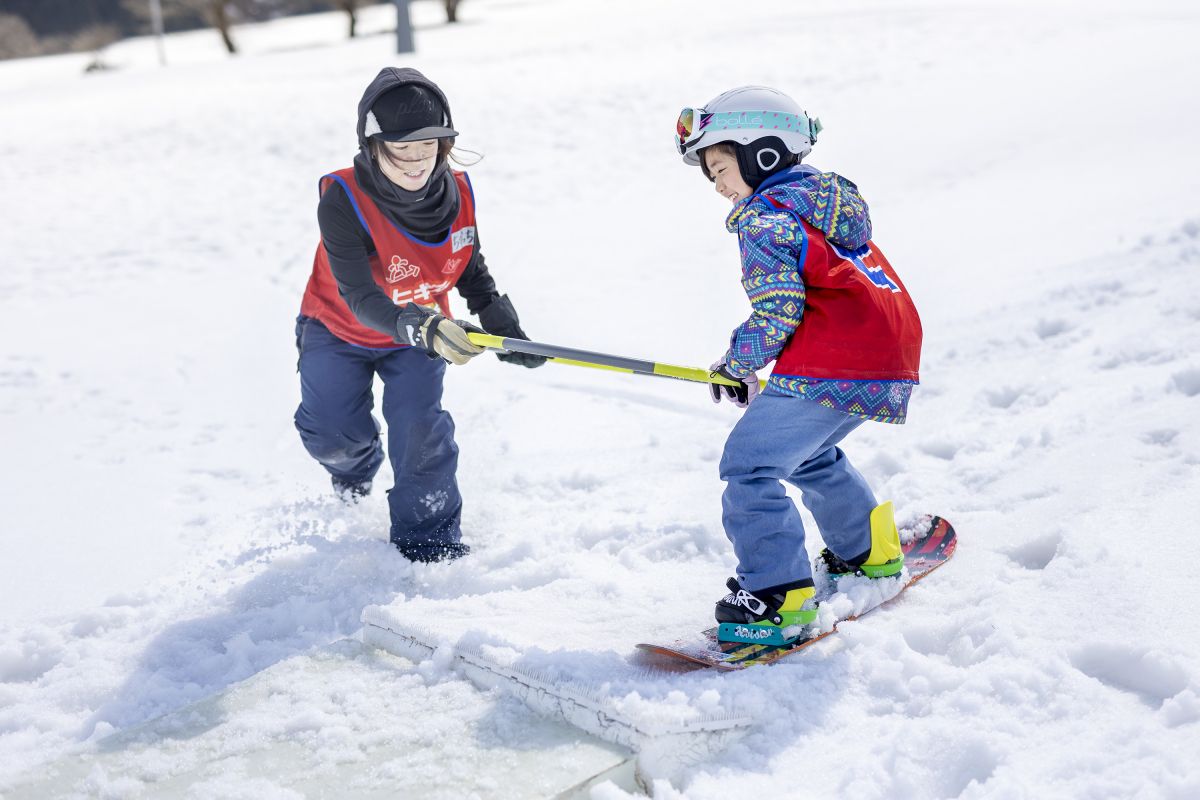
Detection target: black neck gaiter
<box><xmin>352</xmin><ymin>149</ymin><xmax>460</xmax><ymax>241</ymax></box>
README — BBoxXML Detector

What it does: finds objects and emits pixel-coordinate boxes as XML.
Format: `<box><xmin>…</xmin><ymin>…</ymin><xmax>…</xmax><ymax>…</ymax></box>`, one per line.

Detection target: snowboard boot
<box><xmin>715</xmin><ymin>577</ymin><xmax>818</xmax><ymax>646</ymax></box>
<box><xmin>393</xmin><ymin>539</ymin><xmax>471</xmax><ymax>563</ymax></box>
<box><xmin>819</xmin><ymin>501</ymin><xmax>905</xmax><ymax>579</ymax></box>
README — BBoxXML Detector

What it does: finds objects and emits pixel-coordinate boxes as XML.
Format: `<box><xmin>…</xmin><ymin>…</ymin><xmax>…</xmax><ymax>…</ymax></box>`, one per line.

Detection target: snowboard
<box><xmin>636</xmin><ymin>515</ymin><xmax>957</xmax><ymax>670</ymax></box>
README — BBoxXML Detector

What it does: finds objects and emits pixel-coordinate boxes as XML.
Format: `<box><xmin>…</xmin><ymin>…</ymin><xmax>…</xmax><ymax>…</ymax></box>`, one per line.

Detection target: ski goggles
<box><xmin>674</xmin><ymin>107</ymin><xmax>822</xmax><ymax>154</ymax></box>
<box><xmin>674</xmin><ymin>107</ymin><xmax>711</xmax><ymax>154</ymax></box>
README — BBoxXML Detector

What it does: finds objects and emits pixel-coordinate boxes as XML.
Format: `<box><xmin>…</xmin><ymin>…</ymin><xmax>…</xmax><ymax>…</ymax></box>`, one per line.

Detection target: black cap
<box><xmin>365</xmin><ymin>84</ymin><xmax>458</xmax><ymax>142</ymax></box>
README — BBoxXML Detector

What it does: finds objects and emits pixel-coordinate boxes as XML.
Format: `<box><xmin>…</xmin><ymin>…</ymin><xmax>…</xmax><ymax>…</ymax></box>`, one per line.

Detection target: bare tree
<box><xmin>335</xmin><ymin>0</ymin><xmax>359</xmax><ymax>37</ymax></box>
<box><xmin>122</xmin><ymin>0</ymin><xmax>245</xmax><ymax>54</ymax></box>
<box><xmin>203</xmin><ymin>0</ymin><xmax>237</xmax><ymax>53</ymax></box>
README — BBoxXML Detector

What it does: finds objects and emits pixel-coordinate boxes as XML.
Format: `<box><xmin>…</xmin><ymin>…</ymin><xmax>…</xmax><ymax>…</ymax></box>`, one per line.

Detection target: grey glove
<box><xmin>421</xmin><ymin>316</ymin><xmax>486</xmax><ymax>365</ymax></box>
<box><xmin>396</xmin><ymin>305</ymin><xmax>485</xmax><ymax>366</ymax></box>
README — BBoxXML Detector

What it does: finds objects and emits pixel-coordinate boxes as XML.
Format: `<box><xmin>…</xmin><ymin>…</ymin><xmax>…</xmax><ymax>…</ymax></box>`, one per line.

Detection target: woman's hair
<box><xmin>699</xmin><ymin>142</ymin><xmax>738</xmax><ymax>181</ymax></box>
<box><xmin>372</xmin><ymin>138</ymin><xmax>479</xmax><ymax>170</ymax></box>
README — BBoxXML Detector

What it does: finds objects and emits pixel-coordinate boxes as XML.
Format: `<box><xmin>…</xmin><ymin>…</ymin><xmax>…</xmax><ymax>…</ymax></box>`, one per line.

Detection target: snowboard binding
<box><xmin>714</xmin><ymin>577</ymin><xmax>818</xmax><ymax>646</ymax></box>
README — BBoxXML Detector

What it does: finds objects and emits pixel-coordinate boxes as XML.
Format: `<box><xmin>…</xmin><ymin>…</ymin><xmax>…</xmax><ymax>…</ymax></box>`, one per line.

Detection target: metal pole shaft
<box><xmin>467</xmin><ymin>333</ymin><xmax>751</xmax><ymax>388</ymax></box>
<box><xmin>394</xmin><ymin>0</ymin><xmax>414</xmax><ymax>53</ymax></box>
<box><xmin>149</xmin><ymin>0</ymin><xmax>166</xmax><ymax>66</ymax></box>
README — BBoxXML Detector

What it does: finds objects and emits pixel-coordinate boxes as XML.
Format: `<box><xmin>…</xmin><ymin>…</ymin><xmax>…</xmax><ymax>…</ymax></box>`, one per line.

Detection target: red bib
<box><xmin>300</xmin><ymin>168</ymin><xmax>476</xmax><ymax>348</ymax></box>
<box><xmin>772</xmin><ymin>217</ymin><xmax>922</xmax><ymax>382</ymax></box>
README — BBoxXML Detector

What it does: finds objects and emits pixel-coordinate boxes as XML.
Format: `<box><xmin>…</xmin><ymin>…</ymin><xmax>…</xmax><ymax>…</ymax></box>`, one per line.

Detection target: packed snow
<box><xmin>2</xmin><ymin>0</ymin><xmax>1199</xmax><ymax>797</ymax></box>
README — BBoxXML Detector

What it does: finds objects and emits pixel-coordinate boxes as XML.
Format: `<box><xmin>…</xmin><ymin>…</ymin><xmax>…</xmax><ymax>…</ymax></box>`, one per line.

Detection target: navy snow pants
<box><xmin>294</xmin><ymin>316</ymin><xmax>463</xmax><ymax>559</ymax></box>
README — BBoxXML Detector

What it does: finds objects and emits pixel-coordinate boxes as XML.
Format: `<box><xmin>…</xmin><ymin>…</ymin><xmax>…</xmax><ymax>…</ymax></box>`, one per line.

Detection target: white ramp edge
<box><xmin>361</xmin><ymin>614</ymin><xmax>754</xmax><ymax>790</ymax></box>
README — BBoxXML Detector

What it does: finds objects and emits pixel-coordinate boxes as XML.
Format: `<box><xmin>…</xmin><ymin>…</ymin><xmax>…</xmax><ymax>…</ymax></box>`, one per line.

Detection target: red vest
<box><xmin>772</xmin><ymin>216</ymin><xmax>922</xmax><ymax>382</ymax></box>
<box><xmin>300</xmin><ymin>168</ymin><xmax>476</xmax><ymax>348</ymax></box>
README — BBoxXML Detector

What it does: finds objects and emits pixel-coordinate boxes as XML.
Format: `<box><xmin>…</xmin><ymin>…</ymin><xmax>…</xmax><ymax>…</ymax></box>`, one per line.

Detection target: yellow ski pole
<box><xmin>467</xmin><ymin>332</ymin><xmax>765</xmax><ymax>390</ymax></box>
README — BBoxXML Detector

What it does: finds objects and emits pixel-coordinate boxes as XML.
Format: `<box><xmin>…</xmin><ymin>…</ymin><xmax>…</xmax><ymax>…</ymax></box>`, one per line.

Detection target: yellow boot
<box><xmin>820</xmin><ymin>502</ymin><xmax>905</xmax><ymax>578</ymax></box>
<box><xmin>859</xmin><ymin>501</ymin><xmax>904</xmax><ymax>578</ymax></box>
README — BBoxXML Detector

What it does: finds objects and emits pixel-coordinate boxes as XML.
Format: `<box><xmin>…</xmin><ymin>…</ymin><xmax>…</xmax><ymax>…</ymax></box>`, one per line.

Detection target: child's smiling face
<box><xmin>703</xmin><ymin>148</ymin><xmax>753</xmax><ymax>204</ymax></box>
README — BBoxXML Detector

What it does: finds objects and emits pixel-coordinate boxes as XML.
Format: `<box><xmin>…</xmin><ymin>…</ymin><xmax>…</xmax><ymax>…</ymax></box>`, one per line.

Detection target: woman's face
<box><xmin>376</xmin><ymin>139</ymin><xmax>440</xmax><ymax>191</ymax></box>
<box><xmin>703</xmin><ymin>148</ymin><xmax>752</xmax><ymax>204</ymax></box>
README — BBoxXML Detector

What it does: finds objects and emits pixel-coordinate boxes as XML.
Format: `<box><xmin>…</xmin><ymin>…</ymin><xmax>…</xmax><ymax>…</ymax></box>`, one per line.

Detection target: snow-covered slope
<box><xmin>1</xmin><ymin>0</ymin><xmax>1198</xmax><ymax>796</ymax></box>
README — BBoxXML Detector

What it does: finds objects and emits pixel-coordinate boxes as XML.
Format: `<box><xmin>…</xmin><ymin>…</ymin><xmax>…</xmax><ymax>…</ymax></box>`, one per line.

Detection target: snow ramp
<box><xmin>3</xmin><ymin>640</ymin><xmax>637</xmax><ymax>799</ymax></box>
<box><xmin>362</xmin><ymin>610</ymin><xmax>755</xmax><ymax>788</ymax></box>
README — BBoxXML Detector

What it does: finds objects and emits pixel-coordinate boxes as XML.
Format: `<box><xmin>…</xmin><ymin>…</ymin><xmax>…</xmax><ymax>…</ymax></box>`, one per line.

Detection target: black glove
<box><xmin>477</xmin><ymin>294</ymin><xmax>546</xmax><ymax>369</ymax></box>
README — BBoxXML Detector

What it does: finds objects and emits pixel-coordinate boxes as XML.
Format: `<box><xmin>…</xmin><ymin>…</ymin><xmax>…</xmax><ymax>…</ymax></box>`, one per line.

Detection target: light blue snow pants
<box><xmin>719</xmin><ymin>392</ymin><xmax>877</xmax><ymax>592</ymax></box>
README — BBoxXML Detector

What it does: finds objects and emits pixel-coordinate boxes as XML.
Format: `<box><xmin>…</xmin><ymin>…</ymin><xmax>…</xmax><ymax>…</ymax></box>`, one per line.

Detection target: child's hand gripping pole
<box><xmin>466</xmin><ymin>332</ymin><xmax>767</xmax><ymax>390</ymax></box>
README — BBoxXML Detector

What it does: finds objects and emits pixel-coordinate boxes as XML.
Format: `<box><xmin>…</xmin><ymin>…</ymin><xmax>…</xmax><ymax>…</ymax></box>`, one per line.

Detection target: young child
<box><xmin>674</xmin><ymin>86</ymin><xmax>923</xmax><ymax>645</ymax></box>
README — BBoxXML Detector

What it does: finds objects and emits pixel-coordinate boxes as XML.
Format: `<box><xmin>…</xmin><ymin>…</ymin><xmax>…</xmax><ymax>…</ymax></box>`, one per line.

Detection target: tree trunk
<box><xmin>338</xmin><ymin>0</ymin><xmax>359</xmax><ymax>38</ymax></box>
<box><xmin>208</xmin><ymin>0</ymin><xmax>236</xmax><ymax>54</ymax></box>
<box><xmin>445</xmin><ymin>0</ymin><xmax>460</xmax><ymax>24</ymax></box>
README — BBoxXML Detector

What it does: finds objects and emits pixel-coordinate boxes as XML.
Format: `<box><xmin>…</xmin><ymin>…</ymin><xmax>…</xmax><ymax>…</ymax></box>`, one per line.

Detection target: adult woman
<box><xmin>295</xmin><ymin>67</ymin><xmax>542</xmax><ymax>562</ymax></box>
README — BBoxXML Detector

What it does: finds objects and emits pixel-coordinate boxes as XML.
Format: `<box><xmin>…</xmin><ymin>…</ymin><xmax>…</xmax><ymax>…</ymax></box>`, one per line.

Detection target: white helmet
<box><xmin>675</xmin><ymin>86</ymin><xmax>821</xmax><ymax>168</ymax></box>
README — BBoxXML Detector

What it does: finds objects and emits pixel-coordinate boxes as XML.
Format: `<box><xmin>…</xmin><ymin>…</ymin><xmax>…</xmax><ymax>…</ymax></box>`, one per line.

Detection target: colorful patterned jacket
<box><xmin>723</xmin><ymin>165</ymin><xmax>921</xmax><ymax>423</ymax></box>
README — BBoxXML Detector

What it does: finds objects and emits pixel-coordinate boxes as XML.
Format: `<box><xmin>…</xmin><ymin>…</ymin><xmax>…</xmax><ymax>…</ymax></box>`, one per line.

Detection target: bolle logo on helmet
<box><xmin>706</xmin><ymin>110</ymin><xmax>813</xmax><ymax>138</ymax></box>
<box><xmin>711</xmin><ymin>111</ymin><xmax>768</xmax><ymax>128</ymax></box>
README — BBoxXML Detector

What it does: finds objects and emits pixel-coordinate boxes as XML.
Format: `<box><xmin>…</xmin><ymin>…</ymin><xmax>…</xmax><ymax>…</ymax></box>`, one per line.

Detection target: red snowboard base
<box><xmin>636</xmin><ymin>516</ymin><xmax>957</xmax><ymax>670</ymax></box>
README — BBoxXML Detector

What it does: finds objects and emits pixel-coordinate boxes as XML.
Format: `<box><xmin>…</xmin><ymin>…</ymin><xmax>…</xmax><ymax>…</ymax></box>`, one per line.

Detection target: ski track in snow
<box><xmin>2</xmin><ymin>0</ymin><xmax>1200</xmax><ymax>797</ymax></box>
